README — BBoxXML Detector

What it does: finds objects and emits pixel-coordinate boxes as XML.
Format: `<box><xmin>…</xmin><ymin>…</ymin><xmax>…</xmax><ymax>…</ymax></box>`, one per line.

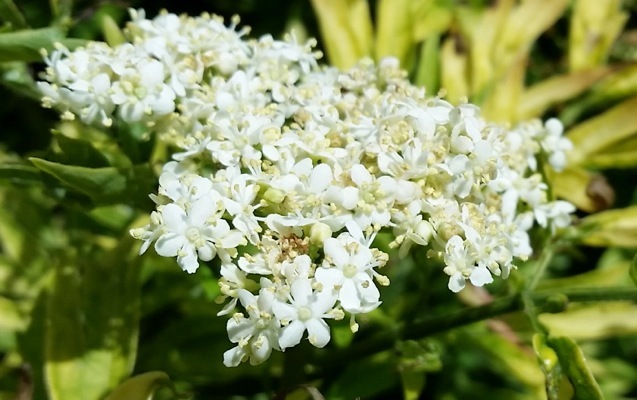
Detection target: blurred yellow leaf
<box><xmin>440</xmin><ymin>35</ymin><xmax>469</xmax><ymax>103</ymax></box>
<box><xmin>569</xmin><ymin>0</ymin><xmax>628</xmax><ymax>72</ymax></box>
<box><xmin>310</xmin><ymin>0</ymin><xmax>373</xmax><ymax>69</ymax></box>
<box><xmin>412</xmin><ymin>3</ymin><xmax>452</xmax><ymax>42</ymax></box>
<box><xmin>579</xmin><ymin>205</ymin><xmax>637</xmax><ymax>247</ymax></box>
<box><xmin>538</xmin><ymin>260</ymin><xmax>631</xmax><ymax>291</ymax></box>
<box><xmin>517</xmin><ymin>67</ymin><xmax>613</xmax><ymax>120</ymax></box>
<box><xmin>495</xmin><ymin>0</ymin><xmax>568</xmax><ymax>70</ymax></box>
<box><xmin>375</xmin><ymin>0</ymin><xmax>421</xmax><ymax>67</ymax></box>
<box><xmin>540</xmin><ymin>302</ymin><xmax>637</xmax><ymax>340</ymax></box>
<box><xmin>551</xmin><ymin>167</ymin><xmax>599</xmax><ymax>213</ymax></box>
<box><xmin>482</xmin><ymin>53</ymin><xmax>526</xmax><ymax>122</ymax></box>
<box><xmin>376</xmin><ymin>0</ymin><xmax>451</xmax><ymax>70</ymax></box>
<box><xmin>567</xmin><ymin>95</ymin><xmax>637</xmax><ymax>166</ymax></box>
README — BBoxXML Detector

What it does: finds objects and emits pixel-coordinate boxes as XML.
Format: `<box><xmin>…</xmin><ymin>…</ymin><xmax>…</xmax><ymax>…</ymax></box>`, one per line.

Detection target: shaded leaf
<box><xmin>0</xmin><ymin>163</ymin><xmax>42</xmax><ymax>185</ymax></box>
<box><xmin>29</xmin><ymin>158</ymin><xmax>155</xmax><ymax>209</ymax></box>
<box><xmin>0</xmin><ymin>0</ymin><xmax>28</xmax><ymax>30</ymax></box>
<box><xmin>55</xmin><ymin>134</ymin><xmax>111</xmax><ymax>168</ymax></box>
<box><xmin>630</xmin><ymin>253</ymin><xmax>637</xmax><ymax>287</ymax></box>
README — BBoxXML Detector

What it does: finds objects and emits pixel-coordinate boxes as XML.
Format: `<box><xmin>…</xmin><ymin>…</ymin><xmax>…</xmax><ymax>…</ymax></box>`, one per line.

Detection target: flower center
<box><xmin>343</xmin><ymin>264</ymin><xmax>357</xmax><ymax>279</ymax></box>
<box><xmin>297</xmin><ymin>306</ymin><xmax>312</xmax><ymax>321</ymax></box>
<box><xmin>186</xmin><ymin>227</ymin><xmax>201</xmax><ymax>242</ymax></box>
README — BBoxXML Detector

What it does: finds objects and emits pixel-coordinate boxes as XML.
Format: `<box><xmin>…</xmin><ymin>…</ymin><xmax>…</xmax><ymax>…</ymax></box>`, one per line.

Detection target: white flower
<box><xmin>272</xmin><ymin>278</ymin><xmax>337</xmax><ymax>349</ymax></box>
<box><xmin>155</xmin><ymin>198</ymin><xmax>245</xmax><ymax>273</ymax></box>
<box><xmin>223</xmin><ymin>288</ymin><xmax>281</xmax><ymax>367</ymax></box>
<box><xmin>316</xmin><ymin>233</ymin><xmax>382</xmax><ymax>314</ymax></box>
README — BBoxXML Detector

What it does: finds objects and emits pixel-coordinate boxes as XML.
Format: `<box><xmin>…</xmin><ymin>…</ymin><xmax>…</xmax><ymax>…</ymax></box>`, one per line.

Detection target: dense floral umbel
<box><xmin>39</xmin><ymin>9</ymin><xmax>575</xmax><ymax>366</ymax></box>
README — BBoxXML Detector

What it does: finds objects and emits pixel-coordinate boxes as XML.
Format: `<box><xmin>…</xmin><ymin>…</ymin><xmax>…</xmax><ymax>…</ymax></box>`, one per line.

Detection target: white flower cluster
<box><xmin>38</xmin><ymin>9</ymin><xmax>575</xmax><ymax>366</ymax></box>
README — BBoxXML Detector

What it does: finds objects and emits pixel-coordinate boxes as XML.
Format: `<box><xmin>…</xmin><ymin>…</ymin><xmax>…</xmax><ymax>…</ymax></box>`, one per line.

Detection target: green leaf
<box><xmin>101</xmin><ymin>14</ymin><xmax>125</xmax><ymax>47</ymax></box>
<box><xmin>414</xmin><ymin>34</ymin><xmax>440</xmax><ymax>93</ymax></box>
<box><xmin>45</xmin><ymin>240</ymin><xmax>141</xmax><ymax>400</ymax></box>
<box><xmin>0</xmin><ymin>27</ymin><xmax>65</xmax><ymax>62</ymax></box>
<box><xmin>105</xmin><ymin>371</ymin><xmax>190</xmax><ymax>400</ymax></box>
<box><xmin>547</xmin><ymin>336</ymin><xmax>604</xmax><ymax>400</ymax></box>
<box><xmin>29</xmin><ymin>158</ymin><xmax>156</xmax><ymax>209</ymax></box>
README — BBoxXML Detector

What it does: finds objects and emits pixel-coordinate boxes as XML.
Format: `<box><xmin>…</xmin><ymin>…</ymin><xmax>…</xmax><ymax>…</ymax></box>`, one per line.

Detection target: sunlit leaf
<box><xmin>547</xmin><ymin>336</ymin><xmax>604</xmax><ymax>400</ymax></box>
<box><xmin>0</xmin><ymin>295</ymin><xmax>25</xmax><ymax>330</ymax></box>
<box><xmin>45</xmin><ymin>239</ymin><xmax>141</xmax><ymax>400</ymax></box>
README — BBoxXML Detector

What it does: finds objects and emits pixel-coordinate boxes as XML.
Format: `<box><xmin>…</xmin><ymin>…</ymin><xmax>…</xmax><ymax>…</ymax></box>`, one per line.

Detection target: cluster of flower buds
<box><xmin>39</xmin><ymin>9</ymin><xmax>575</xmax><ymax>366</ymax></box>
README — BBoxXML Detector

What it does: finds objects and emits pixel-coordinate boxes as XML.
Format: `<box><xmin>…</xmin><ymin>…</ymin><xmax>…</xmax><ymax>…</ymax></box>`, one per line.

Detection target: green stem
<box><xmin>526</xmin><ymin>239</ymin><xmax>556</xmax><ymax>291</ymax></box>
